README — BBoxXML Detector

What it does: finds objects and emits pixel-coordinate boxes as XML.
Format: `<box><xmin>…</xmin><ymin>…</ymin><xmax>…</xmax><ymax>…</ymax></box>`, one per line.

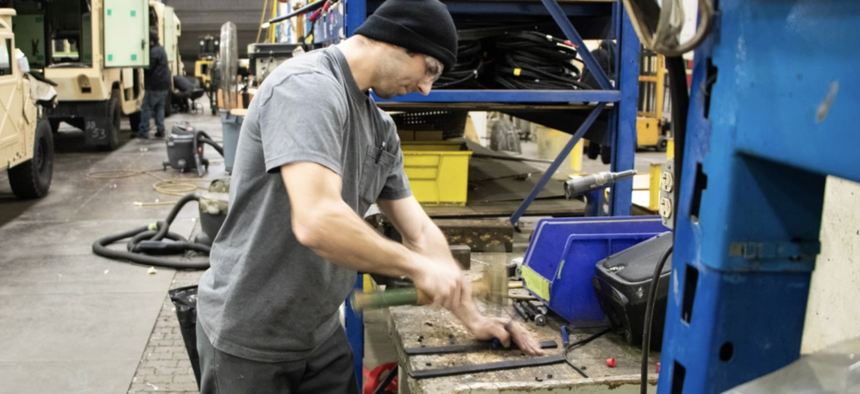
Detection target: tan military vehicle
<box><xmin>1</xmin><ymin>8</ymin><xmax>53</xmax><ymax>198</ymax></box>
<box><xmin>11</xmin><ymin>0</ymin><xmax>181</xmax><ymax>150</ymax></box>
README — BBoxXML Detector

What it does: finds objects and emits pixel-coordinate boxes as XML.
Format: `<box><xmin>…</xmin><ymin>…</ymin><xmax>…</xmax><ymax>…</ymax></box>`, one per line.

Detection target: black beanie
<box><xmin>355</xmin><ymin>0</ymin><xmax>458</xmax><ymax>71</ymax></box>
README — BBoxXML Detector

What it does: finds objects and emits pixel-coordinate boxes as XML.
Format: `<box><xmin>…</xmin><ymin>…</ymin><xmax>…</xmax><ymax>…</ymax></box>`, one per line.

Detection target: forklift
<box><xmin>193</xmin><ymin>34</ymin><xmax>219</xmax><ymax>115</ymax></box>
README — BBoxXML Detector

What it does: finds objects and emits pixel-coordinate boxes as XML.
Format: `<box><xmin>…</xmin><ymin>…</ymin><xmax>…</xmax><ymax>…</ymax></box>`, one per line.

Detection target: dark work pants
<box><xmin>139</xmin><ymin>90</ymin><xmax>168</xmax><ymax>137</ymax></box>
<box><xmin>196</xmin><ymin>323</ymin><xmax>359</xmax><ymax>394</ymax></box>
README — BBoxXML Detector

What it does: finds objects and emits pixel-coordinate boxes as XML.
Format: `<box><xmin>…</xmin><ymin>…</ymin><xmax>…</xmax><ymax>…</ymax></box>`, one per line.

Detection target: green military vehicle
<box><xmin>10</xmin><ymin>0</ymin><xmax>181</xmax><ymax>150</ymax></box>
<box><xmin>1</xmin><ymin>8</ymin><xmax>53</xmax><ymax>198</ymax></box>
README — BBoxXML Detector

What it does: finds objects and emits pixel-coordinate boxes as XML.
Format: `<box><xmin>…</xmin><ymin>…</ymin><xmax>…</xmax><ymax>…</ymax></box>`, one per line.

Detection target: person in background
<box><xmin>137</xmin><ymin>29</ymin><xmax>171</xmax><ymax>139</ymax></box>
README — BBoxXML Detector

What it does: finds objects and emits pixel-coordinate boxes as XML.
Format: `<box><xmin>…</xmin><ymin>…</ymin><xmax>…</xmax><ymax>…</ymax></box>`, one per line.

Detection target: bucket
<box><xmin>220</xmin><ymin>109</ymin><xmax>244</xmax><ymax>173</ymax></box>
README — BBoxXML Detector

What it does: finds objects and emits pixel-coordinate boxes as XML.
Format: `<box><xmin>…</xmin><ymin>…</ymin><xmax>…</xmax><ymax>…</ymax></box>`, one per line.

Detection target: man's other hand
<box><xmin>471</xmin><ymin>318</ymin><xmax>544</xmax><ymax>356</ymax></box>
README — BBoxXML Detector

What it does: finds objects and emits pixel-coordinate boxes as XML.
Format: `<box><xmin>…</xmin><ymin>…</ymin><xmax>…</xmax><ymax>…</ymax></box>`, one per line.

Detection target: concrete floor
<box><xmin>0</xmin><ymin>108</ymin><xmax>224</xmax><ymax>394</ymax></box>
<box><xmin>0</xmin><ymin>104</ymin><xmax>661</xmax><ymax>393</ymax></box>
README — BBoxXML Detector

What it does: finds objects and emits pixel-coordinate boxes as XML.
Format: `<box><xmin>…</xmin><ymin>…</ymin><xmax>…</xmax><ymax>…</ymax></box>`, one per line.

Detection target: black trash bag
<box><xmin>169</xmin><ymin>285</ymin><xmax>201</xmax><ymax>389</ymax></box>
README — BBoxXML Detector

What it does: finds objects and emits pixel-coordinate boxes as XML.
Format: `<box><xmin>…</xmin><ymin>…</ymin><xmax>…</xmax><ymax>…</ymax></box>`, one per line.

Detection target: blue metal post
<box><xmin>584</xmin><ymin>189</ymin><xmax>606</xmax><ymax>216</ymax></box>
<box><xmin>657</xmin><ymin>1</ymin><xmax>860</xmax><ymax>393</ymax></box>
<box><xmin>345</xmin><ymin>275</ymin><xmax>364</xmax><ymax>389</ymax></box>
<box><xmin>344</xmin><ymin>0</ymin><xmax>366</xmax><ymax>36</ymax></box>
<box><xmin>510</xmin><ymin>103</ymin><xmax>606</xmax><ymax>225</ymax></box>
<box><xmin>608</xmin><ymin>1</ymin><xmax>639</xmax><ymax>216</ymax></box>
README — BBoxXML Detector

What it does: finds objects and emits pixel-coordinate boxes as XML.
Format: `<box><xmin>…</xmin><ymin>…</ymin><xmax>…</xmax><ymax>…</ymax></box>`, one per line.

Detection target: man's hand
<box><xmin>504</xmin><ymin>319</ymin><xmax>545</xmax><ymax>356</ymax></box>
<box><xmin>468</xmin><ymin>318</ymin><xmax>544</xmax><ymax>356</ymax></box>
<box><xmin>448</xmin><ymin>277</ymin><xmax>545</xmax><ymax>356</ymax></box>
<box><xmin>411</xmin><ymin>254</ymin><xmax>464</xmax><ymax>310</ymax></box>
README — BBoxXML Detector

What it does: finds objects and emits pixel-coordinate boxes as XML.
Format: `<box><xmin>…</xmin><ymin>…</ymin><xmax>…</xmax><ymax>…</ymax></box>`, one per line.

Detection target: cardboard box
<box><xmin>414</xmin><ymin>130</ymin><xmax>444</xmax><ymax>141</ymax></box>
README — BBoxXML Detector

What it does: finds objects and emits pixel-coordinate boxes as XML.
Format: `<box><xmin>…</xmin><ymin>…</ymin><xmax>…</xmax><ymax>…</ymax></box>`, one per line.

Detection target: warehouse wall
<box><xmin>168</xmin><ymin>0</ymin><xmax>266</xmax><ymax>72</ymax></box>
<box><xmin>801</xmin><ymin>177</ymin><xmax>860</xmax><ymax>354</ymax></box>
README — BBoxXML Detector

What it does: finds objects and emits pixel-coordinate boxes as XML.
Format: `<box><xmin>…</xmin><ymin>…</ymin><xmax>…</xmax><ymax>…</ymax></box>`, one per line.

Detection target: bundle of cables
<box><xmin>433</xmin><ymin>40</ymin><xmax>484</xmax><ymax>89</ymax></box>
<box><xmin>487</xmin><ymin>31</ymin><xmax>591</xmax><ymax>90</ymax></box>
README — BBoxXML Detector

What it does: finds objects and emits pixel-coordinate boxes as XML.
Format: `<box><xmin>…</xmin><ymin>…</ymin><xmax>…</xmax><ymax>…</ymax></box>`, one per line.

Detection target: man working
<box><xmin>196</xmin><ymin>0</ymin><xmax>543</xmax><ymax>392</ymax></box>
<box><xmin>136</xmin><ymin>29</ymin><xmax>170</xmax><ymax>139</ymax></box>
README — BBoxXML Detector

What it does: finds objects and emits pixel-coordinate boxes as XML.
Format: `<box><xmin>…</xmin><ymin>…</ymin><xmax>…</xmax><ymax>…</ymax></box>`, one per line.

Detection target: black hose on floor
<box><xmin>92</xmin><ymin>193</ymin><xmax>210</xmax><ymax>269</ymax></box>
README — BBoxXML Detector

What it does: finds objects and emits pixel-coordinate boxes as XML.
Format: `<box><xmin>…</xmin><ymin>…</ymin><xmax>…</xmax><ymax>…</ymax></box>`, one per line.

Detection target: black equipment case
<box><xmin>592</xmin><ymin>232</ymin><xmax>673</xmax><ymax>350</ymax></box>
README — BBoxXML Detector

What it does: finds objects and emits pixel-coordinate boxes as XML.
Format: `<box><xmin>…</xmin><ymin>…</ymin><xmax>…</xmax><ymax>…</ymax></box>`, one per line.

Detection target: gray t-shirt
<box><xmin>197</xmin><ymin>47</ymin><xmax>412</xmax><ymax>362</ymax></box>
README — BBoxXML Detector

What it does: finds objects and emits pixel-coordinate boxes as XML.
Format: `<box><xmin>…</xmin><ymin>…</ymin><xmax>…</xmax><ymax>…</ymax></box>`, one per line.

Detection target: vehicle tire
<box><xmin>600</xmin><ymin>144</ymin><xmax>612</xmax><ymax>165</ymax></box>
<box><xmin>586</xmin><ymin>141</ymin><xmax>601</xmax><ymax>160</ymax></box>
<box><xmin>129</xmin><ymin>111</ymin><xmax>141</xmax><ymax>133</ymax></box>
<box><xmin>99</xmin><ymin>91</ymin><xmax>121</xmax><ymax>151</ymax></box>
<box><xmin>657</xmin><ymin>138</ymin><xmax>668</xmax><ymax>152</ymax></box>
<box><xmin>49</xmin><ymin>119</ymin><xmax>61</xmax><ymax>134</ymax></box>
<box><xmin>8</xmin><ymin>118</ymin><xmax>54</xmax><ymax>199</ymax></box>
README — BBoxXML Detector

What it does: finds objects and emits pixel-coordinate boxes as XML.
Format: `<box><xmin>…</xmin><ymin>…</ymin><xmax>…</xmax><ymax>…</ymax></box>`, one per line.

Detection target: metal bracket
<box><xmin>410</xmin><ymin>355</ymin><xmax>566</xmax><ymax>379</ymax></box>
<box><xmin>510</xmin><ymin>103</ymin><xmax>607</xmax><ymax>226</ymax></box>
<box><xmin>405</xmin><ymin>341</ymin><xmax>558</xmax><ymax>356</ymax></box>
<box><xmin>728</xmin><ymin>240</ymin><xmax>821</xmax><ymax>261</ymax></box>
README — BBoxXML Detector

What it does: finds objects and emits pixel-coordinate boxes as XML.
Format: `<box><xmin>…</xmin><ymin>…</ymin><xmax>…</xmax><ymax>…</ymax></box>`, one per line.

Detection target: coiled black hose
<box><xmin>92</xmin><ymin>193</ymin><xmax>211</xmax><ymax>269</ymax></box>
<box><xmin>434</xmin><ymin>41</ymin><xmax>484</xmax><ymax>89</ymax></box>
<box><xmin>488</xmin><ymin>31</ymin><xmax>590</xmax><ymax>90</ymax></box>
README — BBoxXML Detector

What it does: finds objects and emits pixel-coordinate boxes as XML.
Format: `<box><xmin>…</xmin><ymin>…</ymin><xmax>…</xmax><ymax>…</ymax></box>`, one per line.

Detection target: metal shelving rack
<box><xmin>340</xmin><ymin>0</ymin><xmax>641</xmax><ymax>224</ymax></box>
<box><xmin>328</xmin><ymin>0</ymin><xmax>641</xmax><ymax>388</ymax></box>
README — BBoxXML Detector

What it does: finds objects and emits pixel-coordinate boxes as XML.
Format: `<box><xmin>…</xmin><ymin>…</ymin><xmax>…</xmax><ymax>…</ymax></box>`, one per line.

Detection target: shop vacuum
<box><xmin>163</xmin><ymin>122</ymin><xmax>224</xmax><ymax>177</ymax></box>
<box><xmin>93</xmin><ymin>121</ymin><xmax>230</xmax><ymax>269</ymax></box>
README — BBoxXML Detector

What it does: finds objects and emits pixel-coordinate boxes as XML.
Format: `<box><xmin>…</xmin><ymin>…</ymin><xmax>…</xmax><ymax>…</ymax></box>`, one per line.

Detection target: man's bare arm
<box><xmin>281</xmin><ymin>162</ymin><xmax>462</xmax><ymax>310</ymax></box>
<box><xmin>378</xmin><ymin>197</ymin><xmax>544</xmax><ymax>355</ymax></box>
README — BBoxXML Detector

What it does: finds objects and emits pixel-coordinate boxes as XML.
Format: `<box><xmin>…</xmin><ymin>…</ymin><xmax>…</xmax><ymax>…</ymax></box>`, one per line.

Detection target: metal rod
<box><xmin>405</xmin><ymin>341</ymin><xmax>558</xmax><ymax>355</ymax></box>
<box><xmin>471</xmin><ymin>153</ymin><xmax>554</xmax><ymax>164</ymax></box>
<box><xmin>510</xmin><ymin>103</ymin><xmax>607</xmax><ymax>226</ymax></box>
<box><xmin>410</xmin><ymin>355</ymin><xmax>566</xmax><ymax>379</ymax></box>
<box><xmin>264</xmin><ymin>1</ymin><xmax>326</xmax><ymax>26</ymax></box>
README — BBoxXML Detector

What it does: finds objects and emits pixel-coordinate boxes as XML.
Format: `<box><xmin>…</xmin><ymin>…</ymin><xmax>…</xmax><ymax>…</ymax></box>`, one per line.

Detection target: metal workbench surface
<box><xmin>386</xmin><ymin>255</ymin><xmax>658</xmax><ymax>394</ymax></box>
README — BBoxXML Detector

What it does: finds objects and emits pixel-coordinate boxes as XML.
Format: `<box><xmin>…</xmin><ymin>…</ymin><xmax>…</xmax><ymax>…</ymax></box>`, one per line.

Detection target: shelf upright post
<box><xmin>345</xmin><ymin>275</ymin><xmax>364</xmax><ymax>389</ymax></box>
<box><xmin>344</xmin><ymin>0</ymin><xmax>366</xmax><ymax>37</ymax></box>
<box><xmin>608</xmin><ymin>0</ymin><xmax>639</xmax><ymax>216</ymax></box>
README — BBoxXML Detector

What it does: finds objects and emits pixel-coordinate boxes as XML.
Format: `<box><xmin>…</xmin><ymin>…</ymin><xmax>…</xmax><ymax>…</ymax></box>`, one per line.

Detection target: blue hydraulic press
<box><xmin>657</xmin><ymin>1</ymin><xmax>860</xmax><ymax>393</ymax></box>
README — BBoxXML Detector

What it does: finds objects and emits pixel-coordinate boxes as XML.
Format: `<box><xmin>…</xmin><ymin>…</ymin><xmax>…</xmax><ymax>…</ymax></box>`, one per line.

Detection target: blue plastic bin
<box><xmin>521</xmin><ymin>216</ymin><xmax>669</xmax><ymax>327</ymax></box>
